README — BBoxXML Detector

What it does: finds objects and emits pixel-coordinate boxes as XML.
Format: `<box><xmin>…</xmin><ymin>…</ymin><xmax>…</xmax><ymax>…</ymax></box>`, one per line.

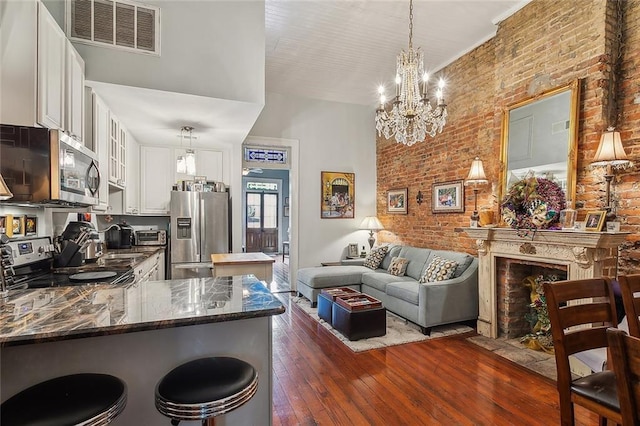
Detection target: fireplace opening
<box><xmin>496</xmin><ymin>257</ymin><xmax>567</xmax><ymax>339</ymax></box>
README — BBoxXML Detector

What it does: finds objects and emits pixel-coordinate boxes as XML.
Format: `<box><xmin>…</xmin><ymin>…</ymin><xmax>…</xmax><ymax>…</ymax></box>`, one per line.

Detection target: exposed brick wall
<box><xmin>376</xmin><ymin>0</ymin><xmax>640</xmax><ymax>273</ymax></box>
<box><xmin>496</xmin><ymin>259</ymin><xmax>567</xmax><ymax>339</ymax></box>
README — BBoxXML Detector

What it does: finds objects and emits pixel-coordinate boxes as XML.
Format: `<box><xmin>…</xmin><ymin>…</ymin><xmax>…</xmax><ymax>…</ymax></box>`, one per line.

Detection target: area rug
<box><xmin>291</xmin><ymin>296</ymin><xmax>473</xmax><ymax>352</ymax></box>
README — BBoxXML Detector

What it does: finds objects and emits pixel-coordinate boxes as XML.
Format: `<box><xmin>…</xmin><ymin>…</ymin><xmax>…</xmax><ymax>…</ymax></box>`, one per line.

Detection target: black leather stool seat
<box><xmin>1</xmin><ymin>373</ymin><xmax>127</xmax><ymax>426</ymax></box>
<box><xmin>155</xmin><ymin>357</ymin><xmax>258</xmax><ymax>423</ymax></box>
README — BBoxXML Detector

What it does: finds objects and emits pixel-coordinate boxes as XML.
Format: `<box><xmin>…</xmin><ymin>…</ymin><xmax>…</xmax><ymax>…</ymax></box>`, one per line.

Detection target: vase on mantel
<box><xmin>558</xmin><ymin>201</ymin><xmax>577</xmax><ymax>230</ymax></box>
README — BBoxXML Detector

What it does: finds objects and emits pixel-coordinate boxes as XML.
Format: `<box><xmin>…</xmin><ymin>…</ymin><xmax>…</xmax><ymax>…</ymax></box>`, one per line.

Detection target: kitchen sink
<box><xmin>102</xmin><ymin>253</ymin><xmax>147</xmax><ymax>260</ymax></box>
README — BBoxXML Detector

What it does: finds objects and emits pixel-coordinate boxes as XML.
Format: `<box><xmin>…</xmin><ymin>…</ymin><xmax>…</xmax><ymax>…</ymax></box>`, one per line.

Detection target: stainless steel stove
<box><xmin>1</xmin><ymin>237</ymin><xmax>133</xmax><ymax>290</ymax></box>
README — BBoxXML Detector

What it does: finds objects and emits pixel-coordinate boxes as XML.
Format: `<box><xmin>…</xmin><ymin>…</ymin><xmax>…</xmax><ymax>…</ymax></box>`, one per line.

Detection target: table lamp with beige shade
<box><xmin>591</xmin><ymin>127</ymin><xmax>632</xmax><ymax>222</ymax></box>
<box><xmin>464</xmin><ymin>157</ymin><xmax>489</xmax><ymax>226</ymax></box>
<box><xmin>360</xmin><ymin>216</ymin><xmax>384</xmax><ymax>249</ymax></box>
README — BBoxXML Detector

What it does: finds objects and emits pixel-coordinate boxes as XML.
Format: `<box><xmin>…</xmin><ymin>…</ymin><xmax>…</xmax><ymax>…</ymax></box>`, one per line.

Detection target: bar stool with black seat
<box><xmin>607</xmin><ymin>328</ymin><xmax>640</xmax><ymax>425</ymax></box>
<box><xmin>544</xmin><ymin>277</ymin><xmax>622</xmax><ymax>426</ymax></box>
<box><xmin>155</xmin><ymin>357</ymin><xmax>258</xmax><ymax>425</ymax></box>
<box><xmin>1</xmin><ymin>373</ymin><xmax>127</xmax><ymax>425</ymax></box>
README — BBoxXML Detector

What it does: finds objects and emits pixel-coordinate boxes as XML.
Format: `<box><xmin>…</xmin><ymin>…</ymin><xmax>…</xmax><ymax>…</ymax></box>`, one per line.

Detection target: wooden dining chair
<box><xmin>618</xmin><ymin>274</ymin><xmax>640</xmax><ymax>338</ymax></box>
<box><xmin>543</xmin><ymin>277</ymin><xmax>621</xmax><ymax>426</ymax></box>
<box><xmin>607</xmin><ymin>328</ymin><xmax>640</xmax><ymax>425</ymax></box>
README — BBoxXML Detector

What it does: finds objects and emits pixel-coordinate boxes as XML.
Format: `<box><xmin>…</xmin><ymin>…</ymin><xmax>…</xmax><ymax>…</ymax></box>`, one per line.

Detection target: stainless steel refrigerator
<box><xmin>170</xmin><ymin>191</ymin><xmax>229</xmax><ymax>278</ymax></box>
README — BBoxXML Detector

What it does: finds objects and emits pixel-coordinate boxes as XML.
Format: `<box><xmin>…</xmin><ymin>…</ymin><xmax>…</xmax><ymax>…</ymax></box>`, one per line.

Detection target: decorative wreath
<box><xmin>500</xmin><ymin>175</ymin><xmax>566</xmax><ymax>235</ymax></box>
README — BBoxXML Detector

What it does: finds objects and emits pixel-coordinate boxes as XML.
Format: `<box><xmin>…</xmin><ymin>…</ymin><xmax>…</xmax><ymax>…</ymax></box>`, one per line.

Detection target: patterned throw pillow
<box><xmin>363</xmin><ymin>245</ymin><xmax>389</xmax><ymax>270</ymax></box>
<box><xmin>387</xmin><ymin>257</ymin><xmax>409</xmax><ymax>276</ymax></box>
<box><xmin>420</xmin><ymin>256</ymin><xmax>458</xmax><ymax>283</ymax></box>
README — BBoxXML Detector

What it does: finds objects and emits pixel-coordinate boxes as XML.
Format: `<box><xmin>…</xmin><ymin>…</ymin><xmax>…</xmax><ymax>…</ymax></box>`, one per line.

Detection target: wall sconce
<box><xmin>591</xmin><ymin>127</ymin><xmax>631</xmax><ymax>221</ymax></box>
<box><xmin>359</xmin><ymin>216</ymin><xmax>384</xmax><ymax>249</ymax></box>
<box><xmin>464</xmin><ymin>157</ymin><xmax>489</xmax><ymax>224</ymax></box>
<box><xmin>416</xmin><ymin>190</ymin><xmax>423</xmax><ymax>205</ymax></box>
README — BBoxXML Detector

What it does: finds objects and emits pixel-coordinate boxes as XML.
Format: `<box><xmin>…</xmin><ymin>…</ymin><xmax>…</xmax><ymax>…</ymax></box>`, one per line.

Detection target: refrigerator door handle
<box><xmin>199</xmin><ymin>197</ymin><xmax>205</xmax><ymax>258</ymax></box>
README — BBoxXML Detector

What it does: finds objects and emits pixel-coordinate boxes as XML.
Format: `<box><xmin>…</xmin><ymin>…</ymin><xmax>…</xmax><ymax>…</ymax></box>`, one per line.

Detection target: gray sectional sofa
<box><xmin>296</xmin><ymin>244</ymin><xmax>479</xmax><ymax>334</ymax></box>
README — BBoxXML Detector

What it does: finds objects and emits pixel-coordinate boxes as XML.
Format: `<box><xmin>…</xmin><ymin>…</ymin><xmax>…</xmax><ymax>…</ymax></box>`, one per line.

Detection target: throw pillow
<box><xmin>363</xmin><ymin>245</ymin><xmax>389</xmax><ymax>270</ymax></box>
<box><xmin>420</xmin><ymin>256</ymin><xmax>458</xmax><ymax>283</ymax></box>
<box><xmin>387</xmin><ymin>257</ymin><xmax>409</xmax><ymax>276</ymax></box>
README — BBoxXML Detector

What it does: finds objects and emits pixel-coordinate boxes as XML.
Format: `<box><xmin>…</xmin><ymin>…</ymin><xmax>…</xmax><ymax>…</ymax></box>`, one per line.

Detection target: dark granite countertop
<box><xmin>0</xmin><ymin>275</ymin><xmax>285</xmax><ymax>347</ymax></box>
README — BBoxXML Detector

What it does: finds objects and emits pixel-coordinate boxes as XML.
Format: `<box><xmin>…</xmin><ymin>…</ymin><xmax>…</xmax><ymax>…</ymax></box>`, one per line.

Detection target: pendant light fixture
<box><xmin>176</xmin><ymin>126</ymin><xmax>196</xmax><ymax>176</ymax></box>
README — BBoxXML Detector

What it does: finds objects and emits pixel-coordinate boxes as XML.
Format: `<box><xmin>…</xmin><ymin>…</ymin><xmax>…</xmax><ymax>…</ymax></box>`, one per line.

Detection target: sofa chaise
<box><xmin>296</xmin><ymin>244</ymin><xmax>479</xmax><ymax>334</ymax></box>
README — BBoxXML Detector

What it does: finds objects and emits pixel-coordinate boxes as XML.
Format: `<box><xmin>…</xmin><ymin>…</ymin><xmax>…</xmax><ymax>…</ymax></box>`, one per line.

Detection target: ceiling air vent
<box><xmin>67</xmin><ymin>0</ymin><xmax>160</xmax><ymax>55</ymax></box>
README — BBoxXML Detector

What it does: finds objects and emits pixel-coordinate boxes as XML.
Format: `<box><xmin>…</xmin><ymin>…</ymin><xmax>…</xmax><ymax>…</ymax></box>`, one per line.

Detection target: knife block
<box><xmin>54</xmin><ymin>241</ymin><xmax>83</xmax><ymax>267</ymax></box>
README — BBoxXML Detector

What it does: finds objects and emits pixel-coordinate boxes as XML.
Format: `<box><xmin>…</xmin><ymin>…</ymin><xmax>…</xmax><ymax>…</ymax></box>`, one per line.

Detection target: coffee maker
<box><xmin>105</xmin><ymin>223</ymin><xmax>133</xmax><ymax>249</ymax></box>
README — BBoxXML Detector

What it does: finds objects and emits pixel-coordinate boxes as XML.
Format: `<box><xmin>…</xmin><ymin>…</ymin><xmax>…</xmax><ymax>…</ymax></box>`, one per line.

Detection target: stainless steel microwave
<box><xmin>0</xmin><ymin>125</ymin><xmax>100</xmax><ymax>206</ymax></box>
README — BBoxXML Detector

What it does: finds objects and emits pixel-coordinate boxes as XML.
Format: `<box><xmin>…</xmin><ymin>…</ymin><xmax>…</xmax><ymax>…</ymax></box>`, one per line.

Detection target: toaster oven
<box><xmin>134</xmin><ymin>230</ymin><xmax>167</xmax><ymax>246</ymax></box>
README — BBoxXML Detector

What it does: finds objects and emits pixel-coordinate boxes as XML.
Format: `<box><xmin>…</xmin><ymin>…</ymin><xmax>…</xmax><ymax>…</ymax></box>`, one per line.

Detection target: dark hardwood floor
<box><xmin>268</xmin><ymin>256</ymin><xmax>598</xmax><ymax>425</ymax></box>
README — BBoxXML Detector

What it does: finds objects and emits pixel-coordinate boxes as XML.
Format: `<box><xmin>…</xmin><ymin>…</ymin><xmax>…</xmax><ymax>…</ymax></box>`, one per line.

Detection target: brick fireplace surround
<box><xmin>464</xmin><ymin>228</ymin><xmax>628</xmax><ymax>338</ymax></box>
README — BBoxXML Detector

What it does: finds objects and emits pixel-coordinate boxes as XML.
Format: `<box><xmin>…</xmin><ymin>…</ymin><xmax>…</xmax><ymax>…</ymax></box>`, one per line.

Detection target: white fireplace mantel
<box><xmin>463</xmin><ymin>227</ymin><xmax>629</xmax><ymax>338</ymax></box>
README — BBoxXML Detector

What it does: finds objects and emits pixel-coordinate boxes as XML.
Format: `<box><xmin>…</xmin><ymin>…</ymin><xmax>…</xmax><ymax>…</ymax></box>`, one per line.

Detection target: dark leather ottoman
<box><xmin>332</xmin><ymin>300</ymin><xmax>386</xmax><ymax>341</ymax></box>
<box><xmin>317</xmin><ymin>292</ymin><xmax>334</xmax><ymax>324</ymax></box>
<box><xmin>317</xmin><ymin>288</ymin><xmax>361</xmax><ymax>325</ymax></box>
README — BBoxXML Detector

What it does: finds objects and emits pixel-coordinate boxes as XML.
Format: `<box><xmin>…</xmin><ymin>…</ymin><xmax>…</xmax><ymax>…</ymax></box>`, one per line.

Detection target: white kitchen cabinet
<box><xmin>37</xmin><ymin>1</ymin><xmax>65</xmax><ymax>130</ymax></box>
<box><xmin>86</xmin><ymin>89</ymin><xmax>110</xmax><ymax>211</ymax></box>
<box><xmin>108</xmin><ymin>114</ymin><xmax>126</xmax><ymax>187</ymax></box>
<box><xmin>125</xmin><ymin>131</ymin><xmax>140</xmax><ymax>214</ymax></box>
<box><xmin>66</xmin><ymin>43</ymin><xmax>85</xmax><ymax>141</ymax></box>
<box><xmin>174</xmin><ymin>148</ymin><xmax>224</xmax><ymax>183</ymax></box>
<box><xmin>196</xmin><ymin>150</ymin><xmax>224</xmax><ymax>182</ymax></box>
<box><xmin>0</xmin><ymin>0</ymin><xmax>85</xmax><ymax>138</ymax></box>
<box><xmin>141</xmin><ymin>146</ymin><xmax>173</xmax><ymax>214</ymax></box>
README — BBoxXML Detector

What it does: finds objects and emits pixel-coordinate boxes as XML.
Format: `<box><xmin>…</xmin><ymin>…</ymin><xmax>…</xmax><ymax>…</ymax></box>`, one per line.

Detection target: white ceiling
<box><xmin>98</xmin><ymin>0</ymin><xmax>530</xmax><ymax>148</ymax></box>
<box><xmin>265</xmin><ymin>0</ymin><xmax>530</xmax><ymax>106</ymax></box>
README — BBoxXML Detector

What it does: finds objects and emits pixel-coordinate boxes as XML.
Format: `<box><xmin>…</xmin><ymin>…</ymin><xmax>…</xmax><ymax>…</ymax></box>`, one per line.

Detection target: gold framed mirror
<box><xmin>499</xmin><ymin>79</ymin><xmax>580</xmax><ymax>206</ymax></box>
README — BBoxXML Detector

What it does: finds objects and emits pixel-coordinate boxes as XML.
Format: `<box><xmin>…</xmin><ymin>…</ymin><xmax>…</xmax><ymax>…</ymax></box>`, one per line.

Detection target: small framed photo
<box><xmin>606</xmin><ymin>221</ymin><xmax>621</xmax><ymax>233</ymax></box>
<box><xmin>387</xmin><ymin>188</ymin><xmax>408</xmax><ymax>214</ymax></box>
<box><xmin>24</xmin><ymin>216</ymin><xmax>37</xmax><ymax>236</ymax></box>
<box><xmin>347</xmin><ymin>243</ymin><xmax>359</xmax><ymax>258</ymax></box>
<box><xmin>284</xmin><ymin>206</ymin><xmax>290</xmax><ymax>217</ymax></box>
<box><xmin>432</xmin><ymin>180</ymin><xmax>465</xmax><ymax>213</ymax></box>
<box><xmin>584</xmin><ymin>210</ymin><xmax>606</xmax><ymax>232</ymax></box>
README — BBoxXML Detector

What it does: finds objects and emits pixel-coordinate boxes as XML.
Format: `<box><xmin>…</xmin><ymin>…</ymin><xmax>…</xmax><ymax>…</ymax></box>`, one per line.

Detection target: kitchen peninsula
<box><xmin>0</xmin><ymin>275</ymin><xmax>285</xmax><ymax>425</ymax></box>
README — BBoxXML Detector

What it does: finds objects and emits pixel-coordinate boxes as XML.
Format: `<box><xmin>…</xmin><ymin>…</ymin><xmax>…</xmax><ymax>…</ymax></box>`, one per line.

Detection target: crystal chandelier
<box><xmin>375</xmin><ymin>0</ymin><xmax>448</xmax><ymax>147</ymax></box>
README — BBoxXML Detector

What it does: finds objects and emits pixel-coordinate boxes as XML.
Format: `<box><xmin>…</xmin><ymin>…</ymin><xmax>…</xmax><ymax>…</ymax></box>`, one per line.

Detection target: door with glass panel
<box><xmin>245</xmin><ymin>192</ymin><xmax>278</xmax><ymax>253</ymax></box>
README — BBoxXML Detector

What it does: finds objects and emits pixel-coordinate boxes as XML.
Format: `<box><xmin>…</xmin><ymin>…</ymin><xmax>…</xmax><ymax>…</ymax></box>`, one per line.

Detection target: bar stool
<box><xmin>1</xmin><ymin>373</ymin><xmax>127</xmax><ymax>425</ymax></box>
<box><xmin>155</xmin><ymin>357</ymin><xmax>258</xmax><ymax>426</ymax></box>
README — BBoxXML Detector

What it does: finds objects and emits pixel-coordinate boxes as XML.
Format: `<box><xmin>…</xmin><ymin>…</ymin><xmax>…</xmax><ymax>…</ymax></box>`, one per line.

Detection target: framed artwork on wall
<box><xmin>24</xmin><ymin>216</ymin><xmax>37</xmax><ymax>236</ymax></box>
<box><xmin>432</xmin><ymin>180</ymin><xmax>465</xmax><ymax>213</ymax></box>
<box><xmin>12</xmin><ymin>216</ymin><xmax>24</xmax><ymax>236</ymax></box>
<box><xmin>320</xmin><ymin>171</ymin><xmax>355</xmax><ymax>219</ymax></box>
<box><xmin>584</xmin><ymin>210</ymin><xmax>606</xmax><ymax>232</ymax></box>
<box><xmin>387</xmin><ymin>188</ymin><xmax>408</xmax><ymax>214</ymax></box>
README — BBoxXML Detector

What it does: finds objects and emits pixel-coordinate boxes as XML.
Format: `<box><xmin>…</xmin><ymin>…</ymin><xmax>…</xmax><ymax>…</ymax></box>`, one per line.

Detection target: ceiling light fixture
<box><xmin>375</xmin><ymin>0</ymin><xmax>448</xmax><ymax>147</ymax></box>
<box><xmin>176</xmin><ymin>126</ymin><xmax>196</xmax><ymax>176</ymax></box>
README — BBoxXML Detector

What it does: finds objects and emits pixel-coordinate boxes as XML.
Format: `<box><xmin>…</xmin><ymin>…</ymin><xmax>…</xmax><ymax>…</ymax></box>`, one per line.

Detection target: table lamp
<box><xmin>464</xmin><ymin>157</ymin><xmax>489</xmax><ymax>224</ymax></box>
<box><xmin>360</xmin><ymin>216</ymin><xmax>384</xmax><ymax>249</ymax></box>
<box><xmin>591</xmin><ymin>127</ymin><xmax>631</xmax><ymax>221</ymax></box>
